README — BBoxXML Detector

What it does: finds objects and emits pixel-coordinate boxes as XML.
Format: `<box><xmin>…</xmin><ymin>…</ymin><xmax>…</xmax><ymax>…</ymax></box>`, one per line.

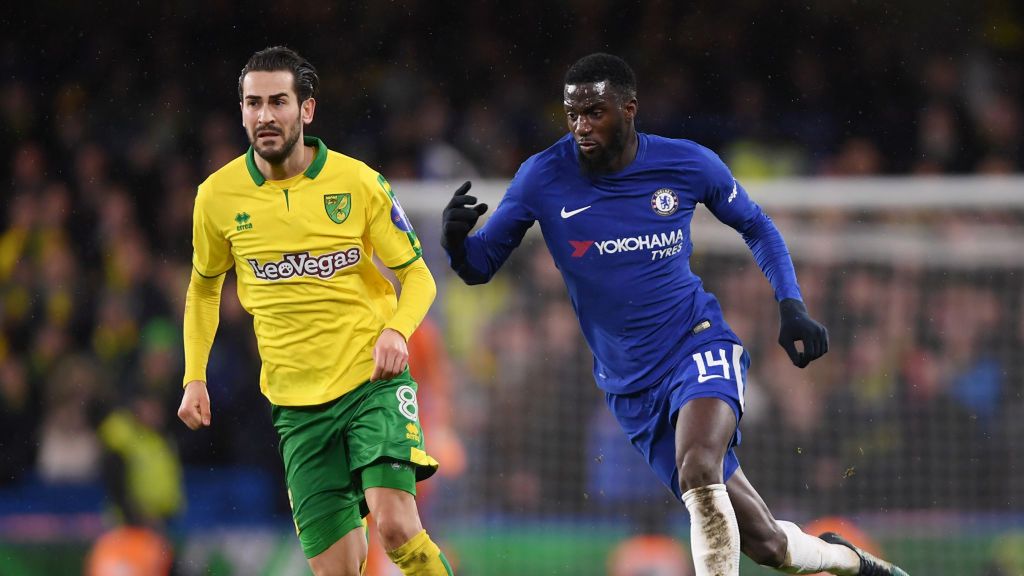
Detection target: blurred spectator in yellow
<box><xmin>96</xmin><ymin>390</ymin><xmax>184</xmax><ymax>528</ymax></box>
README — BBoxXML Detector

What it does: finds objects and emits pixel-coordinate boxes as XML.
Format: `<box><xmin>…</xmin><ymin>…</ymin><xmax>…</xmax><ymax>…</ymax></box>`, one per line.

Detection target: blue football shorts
<box><xmin>604</xmin><ymin>339</ymin><xmax>750</xmax><ymax>499</ymax></box>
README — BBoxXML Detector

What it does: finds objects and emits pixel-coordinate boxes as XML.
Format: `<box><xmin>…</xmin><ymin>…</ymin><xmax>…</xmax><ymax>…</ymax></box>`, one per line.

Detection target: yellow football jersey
<box><xmin>192</xmin><ymin>136</ymin><xmax>425</xmax><ymax>406</ymax></box>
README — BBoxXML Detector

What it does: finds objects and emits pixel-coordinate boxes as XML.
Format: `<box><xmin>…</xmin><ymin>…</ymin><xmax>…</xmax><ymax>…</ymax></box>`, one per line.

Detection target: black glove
<box><xmin>778</xmin><ymin>298</ymin><xmax>828</xmax><ymax>368</ymax></box>
<box><xmin>441</xmin><ymin>181</ymin><xmax>488</xmax><ymax>265</ymax></box>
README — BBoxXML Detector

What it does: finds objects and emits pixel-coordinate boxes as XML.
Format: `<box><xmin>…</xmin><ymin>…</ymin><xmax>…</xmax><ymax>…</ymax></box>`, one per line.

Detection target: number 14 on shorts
<box><xmin>692</xmin><ymin>349</ymin><xmax>732</xmax><ymax>383</ymax></box>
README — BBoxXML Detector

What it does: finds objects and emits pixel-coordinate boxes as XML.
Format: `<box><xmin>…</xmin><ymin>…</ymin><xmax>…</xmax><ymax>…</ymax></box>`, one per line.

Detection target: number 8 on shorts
<box><xmin>396</xmin><ymin>385</ymin><xmax>419</xmax><ymax>420</ymax></box>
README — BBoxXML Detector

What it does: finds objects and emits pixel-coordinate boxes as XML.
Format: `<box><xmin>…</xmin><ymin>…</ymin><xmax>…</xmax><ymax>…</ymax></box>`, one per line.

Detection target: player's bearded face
<box><xmin>249</xmin><ymin>108</ymin><xmax>303</xmax><ymax>164</ymax></box>
<box><xmin>241</xmin><ymin>70</ymin><xmax>311</xmax><ymax>166</ymax></box>
<box><xmin>565</xmin><ymin>82</ymin><xmax>631</xmax><ymax>176</ymax></box>
<box><xmin>577</xmin><ymin>116</ymin><xmax>627</xmax><ymax>175</ymax></box>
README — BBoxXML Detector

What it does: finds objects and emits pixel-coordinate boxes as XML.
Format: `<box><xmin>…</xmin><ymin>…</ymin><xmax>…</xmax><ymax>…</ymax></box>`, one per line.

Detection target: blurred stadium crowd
<box><xmin>452</xmin><ymin>228</ymin><xmax>1024</xmax><ymax>514</ymax></box>
<box><xmin>1</xmin><ymin>1</ymin><xmax>1023</xmax><ymax>573</ymax></box>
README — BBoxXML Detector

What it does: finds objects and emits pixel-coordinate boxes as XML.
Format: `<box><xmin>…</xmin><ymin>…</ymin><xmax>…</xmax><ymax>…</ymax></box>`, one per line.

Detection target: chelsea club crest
<box><xmin>651</xmin><ymin>188</ymin><xmax>678</xmax><ymax>216</ymax></box>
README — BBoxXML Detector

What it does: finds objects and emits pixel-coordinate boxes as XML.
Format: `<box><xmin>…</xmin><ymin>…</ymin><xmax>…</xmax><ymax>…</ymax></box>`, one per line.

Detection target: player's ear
<box><xmin>623</xmin><ymin>98</ymin><xmax>637</xmax><ymax>122</ymax></box>
<box><xmin>302</xmin><ymin>97</ymin><xmax>316</xmax><ymax>125</ymax></box>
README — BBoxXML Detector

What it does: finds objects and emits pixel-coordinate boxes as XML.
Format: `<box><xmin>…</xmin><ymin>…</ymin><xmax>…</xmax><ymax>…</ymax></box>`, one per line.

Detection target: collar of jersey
<box><xmin>245</xmin><ymin>135</ymin><xmax>328</xmax><ymax>186</ymax></box>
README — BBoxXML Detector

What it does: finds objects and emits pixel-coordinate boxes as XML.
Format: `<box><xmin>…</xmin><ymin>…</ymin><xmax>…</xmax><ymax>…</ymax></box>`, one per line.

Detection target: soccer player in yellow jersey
<box><xmin>177</xmin><ymin>46</ymin><xmax>454</xmax><ymax>576</ymax></box>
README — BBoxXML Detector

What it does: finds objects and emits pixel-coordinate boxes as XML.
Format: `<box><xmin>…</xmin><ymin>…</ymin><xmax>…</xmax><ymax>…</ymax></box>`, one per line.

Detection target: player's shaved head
<box><xmin>565</xmin><ymin>53</ymin><xmax>637</xmax><ymax>102</ymax></box>
<box><xmin>238</xmin><ymin>46</ymin><xmax>319</xmax><ymax>102</ymax></box>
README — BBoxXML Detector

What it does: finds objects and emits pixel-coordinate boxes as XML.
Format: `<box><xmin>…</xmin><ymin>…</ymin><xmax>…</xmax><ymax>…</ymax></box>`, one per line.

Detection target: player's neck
<box><xmin>256</xmin><ymin>142</ymin><xmax>314</xmax><ymax>181</ymax></box>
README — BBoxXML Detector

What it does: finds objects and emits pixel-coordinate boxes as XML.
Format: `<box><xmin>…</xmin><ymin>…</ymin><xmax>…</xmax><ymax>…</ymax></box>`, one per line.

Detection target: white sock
<box><xmin>775</xmin><ymin>521</ymin><xmax>861</xmax><ymax>575</ymax></box>
<box><xmin>682</xmin><ymin>484</ymin><xmax>740</xmax><ymax>576</ymax></box>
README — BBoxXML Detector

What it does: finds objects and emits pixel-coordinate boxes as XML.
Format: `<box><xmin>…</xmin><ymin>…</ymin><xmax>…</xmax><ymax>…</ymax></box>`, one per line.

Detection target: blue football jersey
<box><xmin>453</xmin><ymin>132</ymin><xmax>802</xmax><ymax>394</ymax></box>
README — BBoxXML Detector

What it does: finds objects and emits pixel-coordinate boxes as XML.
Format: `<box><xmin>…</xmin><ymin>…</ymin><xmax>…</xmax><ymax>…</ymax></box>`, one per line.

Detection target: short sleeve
<box><xmin>191</xmin><ymin>186</ymin><xmax>232</xmax><ymax>277</ymax></box>
<box><xmin>366</xmin><ymin>170</ymin><xmax>423</xmax><ymax>269</ymax></box>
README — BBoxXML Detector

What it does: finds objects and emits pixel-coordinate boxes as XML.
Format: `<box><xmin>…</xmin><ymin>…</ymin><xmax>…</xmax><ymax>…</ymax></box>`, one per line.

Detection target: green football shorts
<box><xmin>271</xmin><ymin>370</ymin><xmax>439</xmax><ymax>558</ymax></box>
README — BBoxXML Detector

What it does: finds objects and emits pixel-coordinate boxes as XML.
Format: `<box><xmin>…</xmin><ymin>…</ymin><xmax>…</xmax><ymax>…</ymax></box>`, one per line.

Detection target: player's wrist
<box><xmin>779</xmin><ymin>298</ymin><xmax>807</xmax><ymax>317</ymax></box>
<box><xmin>380</xmin><ymin>327</ymin><xmax>409</xmax><ymax>341</ymax></box>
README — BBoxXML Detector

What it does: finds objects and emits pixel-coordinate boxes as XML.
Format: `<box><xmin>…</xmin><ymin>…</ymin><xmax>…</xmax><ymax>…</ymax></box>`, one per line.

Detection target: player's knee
<box><xmin>676</xmin><ymin>451</ymin><xmax>723</xmax><ymax>493</ymax></box>
<box><xmin>374</xmin><ymin>512</ymin><xmax>420</xmax><ymax>551</ymax></box>
<box><xmin>741</xmin><ymin>521</ymin><xmax>787</xmax><ymax>567</ymax></box>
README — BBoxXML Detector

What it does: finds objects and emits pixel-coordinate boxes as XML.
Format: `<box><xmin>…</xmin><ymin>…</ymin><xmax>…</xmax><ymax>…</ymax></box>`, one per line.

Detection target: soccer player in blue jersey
<box><xmin>441</xmin><ymin>53</ymin><xmax>908</xmax><ymax>576</ymax></box>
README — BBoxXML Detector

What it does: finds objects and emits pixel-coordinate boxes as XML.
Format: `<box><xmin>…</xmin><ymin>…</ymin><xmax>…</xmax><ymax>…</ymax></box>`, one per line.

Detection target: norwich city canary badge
<box><xmin>324</xmin><ymin>193</ymin><xmax>351</xmax><ymax>224</ymax></box>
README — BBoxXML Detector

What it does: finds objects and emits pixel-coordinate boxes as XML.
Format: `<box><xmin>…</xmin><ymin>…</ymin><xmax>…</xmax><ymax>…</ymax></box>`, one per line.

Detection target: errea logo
<box><xmin>235</xmin><ymin>212</ymin><xmax>253</xmax><ymax>231</ymax></box>
<box><xmin>569</xmin><ymin>228</ymin><xmax>685</xmax><ymax>261</ymax></box>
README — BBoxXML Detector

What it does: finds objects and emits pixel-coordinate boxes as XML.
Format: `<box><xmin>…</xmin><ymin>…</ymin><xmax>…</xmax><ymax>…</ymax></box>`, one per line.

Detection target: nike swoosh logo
<box><xmin>697</xmin><ymin>374</ymin><xmax>726</xmax><ymax>383</ymax></box>
<box><xmin>561</xmin><ymin>205</ymin><xmax>592</xmax><ymax>218</ymax></box>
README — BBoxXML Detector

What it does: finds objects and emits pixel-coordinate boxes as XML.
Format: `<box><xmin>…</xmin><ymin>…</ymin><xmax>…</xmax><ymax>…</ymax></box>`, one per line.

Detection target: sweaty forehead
<box><xmin>564</xmin><ymin>81</ymin><xmax>612</xmax><ymax>108</ymax></box>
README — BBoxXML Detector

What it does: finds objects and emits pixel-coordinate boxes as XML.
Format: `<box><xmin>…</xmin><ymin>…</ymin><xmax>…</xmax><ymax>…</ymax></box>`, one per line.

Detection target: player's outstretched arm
<box><xmin>178</xmin><ymin>380</ymin><xmax>211</xmax><ymax>429</ymax></box>
<box><xmin>778</xmin><ymin>298</ymin><xmax>829</xmax><ymax>368</ymax></box>
<box><xmin>440</xmin><ymin>181</ymin><xmax>488</xmax><ymax>267</ymax></box>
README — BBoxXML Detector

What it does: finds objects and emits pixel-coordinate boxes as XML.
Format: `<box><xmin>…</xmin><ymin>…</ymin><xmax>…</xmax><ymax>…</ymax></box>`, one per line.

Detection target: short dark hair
<box><xmin>237</xmin><ymin>46</ymin><xmax>319</xmax><ymax>102</ymax></box>
<box><xmin>564</xmin><ymin>53</ymin><xmax>637</xmax><ymax>100</ymax></box>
